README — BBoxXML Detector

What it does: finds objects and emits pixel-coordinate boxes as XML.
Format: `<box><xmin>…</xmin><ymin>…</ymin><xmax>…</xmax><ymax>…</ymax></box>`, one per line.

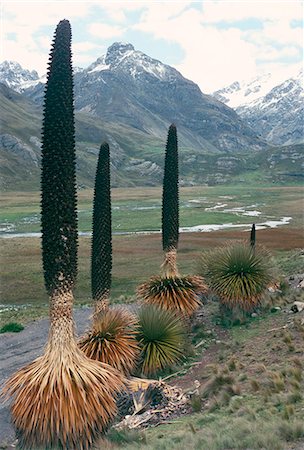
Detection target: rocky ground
<box><xmin>0</xmin><ymin>280</ymin><xmax>303</xmax><ymax>449</ymax></box>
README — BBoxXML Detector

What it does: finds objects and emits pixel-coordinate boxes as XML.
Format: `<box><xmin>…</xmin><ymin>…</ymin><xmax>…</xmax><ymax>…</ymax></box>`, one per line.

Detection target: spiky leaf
<box><xmin>200</xmin><ymin>242</ymin><xmax>273</xmax><ymax>311</ymax></box>
<box><xmin>137</xmin><ymin>275</ymin><xmax>206</xmax><ymax>317</ymax></box>
<box><xmin>137</xmin><ymin>305</ymin><xmax>185</xmax><ymax>376</ymax></box>
<box><xmin>162</xmin><ymin>124</ymin><xmax>179</xmax><ymax>252</ymax></box>
<box><xmin>41</xmin><ymin>19</ymin><xmax>77</xmax><ymax>295</ymax></box>
<box><xmin>79</xmin><ymin>308</ymin><xmax>139</xmax><ymax>374</ymax></box>
<box><xmin>91</xmin><ymin>142</ymin><xmax>112</xmax><ymax>302</ymax></box>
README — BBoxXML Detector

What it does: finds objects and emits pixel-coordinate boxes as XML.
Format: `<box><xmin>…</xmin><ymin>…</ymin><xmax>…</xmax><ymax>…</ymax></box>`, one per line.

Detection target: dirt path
<box><xmin>0</xmin><ymin>307</ymin><xmax>92</xmax><ymax>447</ymax></box>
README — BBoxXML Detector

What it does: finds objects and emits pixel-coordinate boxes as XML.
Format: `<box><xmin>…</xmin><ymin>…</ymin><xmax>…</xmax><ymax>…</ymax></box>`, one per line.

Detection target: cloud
<box><xmin>133</xmin><ymin>2</ymin><xmax>303</xmax><ymax>91</ymax></box>
<box><xmin>2</xmin><ymin>1</ymin><xmax>302</xmax><ymax>90</ymax></box>
<box><xmin>88</xmin><ymin>23</ymin><xmax>125</xmax><ymax>39</ymax></box>
<box><xmin>2</xmin><ymin>2</ymin><xmax>95</xmax><ymax>73</ymax></box>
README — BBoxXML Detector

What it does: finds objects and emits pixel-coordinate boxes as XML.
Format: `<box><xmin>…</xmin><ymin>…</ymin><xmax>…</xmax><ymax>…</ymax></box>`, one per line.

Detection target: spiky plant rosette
<box><xmin>137</xmin><ymin>305</ymin><xmax>185</xmax><ymax>376</ymax></box>
<box><xmin>137</xmin><ymin>274</ymin><xmax>207</xmax><ymax>317</ymax></box>
<box><xmin>200</xmin><ymin>242</ymin><xmax>273</xmax><ymax>311</ymax></box>
<box><xmin>3</xmin><ymin>314</ymin><xmax>125</xmax><ymax>449</ymax></box>
<box><xmin>79</xmin><ymin>307</ymin><xmax>139</xmax><ymax>375</ymax></box>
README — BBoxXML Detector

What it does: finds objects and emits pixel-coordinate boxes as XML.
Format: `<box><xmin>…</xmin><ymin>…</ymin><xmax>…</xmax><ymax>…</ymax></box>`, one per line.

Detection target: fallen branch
<box><xmin>267</xmin><ymin>325</ymin><xmax>288</xmax><ymax>333</ymax></box>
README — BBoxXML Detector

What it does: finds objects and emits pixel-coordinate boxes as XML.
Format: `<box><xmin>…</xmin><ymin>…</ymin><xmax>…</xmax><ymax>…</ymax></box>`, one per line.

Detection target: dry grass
<box><xmin>3</xmin><ymin>333</ymin><xmax>125</xmax><ymax>449</ymax></box>
<box><xmin>78</xmin><ymin>307</ymin><xmax>139</xmax><ymax>375</ymax></box>
<box><xmin>137</xmin><ymin>275</ymin><xmax>207</xmax><ymax>317</ymax></box>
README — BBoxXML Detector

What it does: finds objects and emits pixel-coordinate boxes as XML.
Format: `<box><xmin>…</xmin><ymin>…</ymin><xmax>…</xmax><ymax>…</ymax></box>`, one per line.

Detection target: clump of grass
<box><xmin>106</xmin><ymin>428</ymin><xmax>146</xmax><ymax>445</ymax></box>
<box><xmin>250</xmin><ymin>379</ymin><xmax>260</xmax><ymax>392</ymax></box>
<box><xmin>227</xmin><ymin>358</ymin><xmax>237</xmax><ymax>371</ymax></box>
<box><xmin>202</xmin><ymin>371</ymin><xmax>235</xmax><ymax>398</ymax></box>
<box><xmin>200</xmin><ymin>242</ymin><xmax>273</xmax><ymax>312</ymax></box>
<box><xmin>278</xmin><ymin>420</ymin><xmax>304</xmax><ymax>441</ymax></box>
<box><xmin>268</xmin><ymin>372</ymin><xmax>285</xmax><ymax>393</ymax></box>
<box><xmin>0</xmin><ymin>322</ymin><xmax>24</xmax><ymax>333</ymax></box>
<box><xmin>282</xmin><ymin>331</ymin><xmax>292</xmax><ymax>344</ymax></box>
<box><xmin>287</xmin><ymin>391</ymin><xmax>302</xmax><ymax>404</ymax></box>
<box><xmin>289</xmin><ymin>367</ymin><xmax>302</xmax><ymax>382</ymax></box>
<box><xmin>282</xmin><ymin>404</ymin><xmax>295</xmax><ymax>420</ymax></box>
<box><xmin>136</xmin><ymin>305</ymin><xmax>185</xmax><ymax>376</ymax></box>
<box><xmin>190</xmin><ymin>395</ymin><xmax>202</xmax><ymax>412</ymax></box>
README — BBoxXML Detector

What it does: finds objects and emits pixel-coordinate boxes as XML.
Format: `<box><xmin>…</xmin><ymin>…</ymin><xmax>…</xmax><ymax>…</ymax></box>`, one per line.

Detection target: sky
<box><xmin>1</xmin><ymin>0</ymin><xmax>303</xmax><ymax>93</ymax></box>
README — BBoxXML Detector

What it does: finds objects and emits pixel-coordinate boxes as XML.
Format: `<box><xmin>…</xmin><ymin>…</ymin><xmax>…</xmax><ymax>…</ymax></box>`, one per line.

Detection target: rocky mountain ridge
<box><xmin>0</xmin><ymin>44</ymin><xmax>303</xmax><ymax>190</ymax></box>
<box><xmin>213</xmin><ymin>69</ymin><xmax>303</xmax><ymax>145</ymax></box>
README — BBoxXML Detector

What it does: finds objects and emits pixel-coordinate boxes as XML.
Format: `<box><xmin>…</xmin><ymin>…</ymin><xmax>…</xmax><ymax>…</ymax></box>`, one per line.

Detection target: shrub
<box><xmin>200</xmin><ymin>242</ymin><xmax>273</xmax><ymax>311</ymax></box>
<box><xmin>0</xmin><ymin>322</ymin><xmax>24</xmax><ymax>333</ymax></box>
<box><xmin>137</xmin><ymin>305</ymin><xmax>185</xmax><ymax>376</ymax></box>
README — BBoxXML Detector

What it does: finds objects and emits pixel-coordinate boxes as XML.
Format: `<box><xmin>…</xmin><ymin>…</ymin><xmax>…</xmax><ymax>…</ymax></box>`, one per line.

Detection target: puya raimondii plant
<box><xmin>137</xmin><ymin>124</ymin><xmax>207</xmax><ymax>317</ymax></box>
<box><xmin>79</xmin><ymin>142</ymin><xmax>139</xmax><ymax>375</ymax></box>
<box><xmin>3</xmin><ymin>21</ymin><xmax>124</xmax><ymax>450</ymax></box>
<box><xmin>200</xmin><ymin>241</ymin><xmax>273</xmax><ymax>313</ymax></box>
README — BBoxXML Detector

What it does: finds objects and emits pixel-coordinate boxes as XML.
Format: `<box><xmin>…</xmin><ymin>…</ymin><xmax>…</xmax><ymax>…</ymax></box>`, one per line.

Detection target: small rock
<box><xmin>290</xmin><ymin>302</ymin><xmax>304</xmax><ymax>313</ymax></box>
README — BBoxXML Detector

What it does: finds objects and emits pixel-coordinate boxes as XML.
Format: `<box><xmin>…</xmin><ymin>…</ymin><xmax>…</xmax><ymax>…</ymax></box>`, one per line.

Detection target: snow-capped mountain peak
<box><xmin>0</xmin><ymin>60</ymin><xmax>39</xmax><ymax>92</ymax></box>
<box><xmin>213</xmin><ymin>68</ymin><xmax>303</xmax><ymax>109</ymax></box>
<box><xmin>213</xmin><ymin>68</ymin><xmax>303</xmax><ymax>145</ymax></box>
<box><xmin>86</xmin><ymin>41</ymin><xmax>178</xmax><ymax>82</ymax></box>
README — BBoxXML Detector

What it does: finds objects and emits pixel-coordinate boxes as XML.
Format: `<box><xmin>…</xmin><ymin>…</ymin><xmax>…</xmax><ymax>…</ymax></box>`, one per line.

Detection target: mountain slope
<box><xmin>213</xmin><ymin>70</ymin><xmax>303</xmax><ymax>145</ymax></box>
<box><xmin>0</xmin><ymin>61</ymin><xmax>40</xmax><ymax>92</ymax></box>
<box><xmin>16</xmin><ymin>42</ymin><xmax>266</xmax><ymax>154</ymax></box>
<box><xmin>2</xmin><ymin>44</ymin><xmax>302</xmax><ymax>190</ymax></box>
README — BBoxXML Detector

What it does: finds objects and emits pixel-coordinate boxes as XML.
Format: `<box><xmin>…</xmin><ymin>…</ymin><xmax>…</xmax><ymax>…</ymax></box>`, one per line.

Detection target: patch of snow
<box><xmin>242</xmin><ymin>211</ymin><xmax>261</xmax><ymax>217</ymax></box>
<box><xmin>89</xmin><ymin>63</ymin><xmax>110</xmax><ymax>73</ymax></box>
<box><xmin>205</xmin><ymin>203</ymin><xmax>228</xmax><ymax>211</ymax></box>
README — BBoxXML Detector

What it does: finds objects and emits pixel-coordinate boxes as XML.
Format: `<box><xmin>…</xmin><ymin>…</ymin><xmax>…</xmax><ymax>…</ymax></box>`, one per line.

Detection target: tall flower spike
<box><xmin>137</xmin><ymin>124</ymin><xmax>206</xmax><ymax>318</ymax></box>
<box><xmin>79</xmin><ymin>142</ymin><xmax>139</xmax><ymax>374</ymax></box>
<box><xmin>91</xmin><ymin>142</ymin><xmax>112</xmax><ymax>314</ymax></box>
<box><xmin>3</xmin><ymin>20</ymin><xmax>124</xmax><ymax>449</ymax></box>
<box><xmin>162</xmin><ymin>123</ymin><xmax>179</xmax><ymax>255</ymax></box>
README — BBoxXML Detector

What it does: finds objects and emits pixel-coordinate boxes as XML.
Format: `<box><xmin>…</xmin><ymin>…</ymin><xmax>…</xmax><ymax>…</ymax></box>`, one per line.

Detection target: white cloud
<box><xmin>1</xmin><ymin>1</ymin><xmax>303</xmax><ymax>89</ymax></box>
<box><xmin>134</xmin><ymin>2</ymin><xmax>303</xmax><ymax>91</ymax></box>
<box><xmin>2</xmin><ymin>2</ymin><xmax>94</xmax><ymax>73</ymax></box>
<box><xmin>201</xmin><ymin>0</ymin><xmax>302</xmax><ymax>23</ymax></box>
<box><xmin>88</xmin><ymin>23</ymin><xmax>125</xmax><ymax>39</ymax></box>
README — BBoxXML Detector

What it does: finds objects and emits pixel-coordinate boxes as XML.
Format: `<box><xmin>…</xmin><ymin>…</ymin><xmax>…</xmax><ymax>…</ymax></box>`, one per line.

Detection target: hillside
<box><xmin>0</xmin><ymin>45</ymin><xmax>303</xmax><ymax>190</ymax></box>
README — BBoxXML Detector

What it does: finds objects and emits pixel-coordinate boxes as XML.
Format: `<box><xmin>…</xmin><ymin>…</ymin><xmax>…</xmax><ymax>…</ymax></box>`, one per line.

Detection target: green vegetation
<box><xmin>104</xmin><ymin>305</ymin><xmax>304</xmax><ymax>450</ymax></box>
<box><xmin>0</xmin><ymin>322</ymin><xmax>24</xmax><ymax>333</ymax></box>
<box><xmin>137</xmin><ymin>305</ymin><xmax>185</xmax><ymax>376</ymax></box>
<box><xmin>1</xmin><ymin>184</ymin><xmax>303</xmax><ymax>233</ymax></box>
<box><xmin>200</xmin><ymin>242</ymin><xmax>273</xmax><ymax>312</ymax></box>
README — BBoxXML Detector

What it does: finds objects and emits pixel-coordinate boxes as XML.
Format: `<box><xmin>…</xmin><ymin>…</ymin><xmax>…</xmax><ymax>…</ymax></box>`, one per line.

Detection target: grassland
<box><xmin>0</xmin><ymin>184</ymin><xmax>303</xmax><ymax>326</ymax></box>
<box><xmin>1</xmin><ymin>184</ymin><xmax>303</xmax><ymax>233</ymax></box>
